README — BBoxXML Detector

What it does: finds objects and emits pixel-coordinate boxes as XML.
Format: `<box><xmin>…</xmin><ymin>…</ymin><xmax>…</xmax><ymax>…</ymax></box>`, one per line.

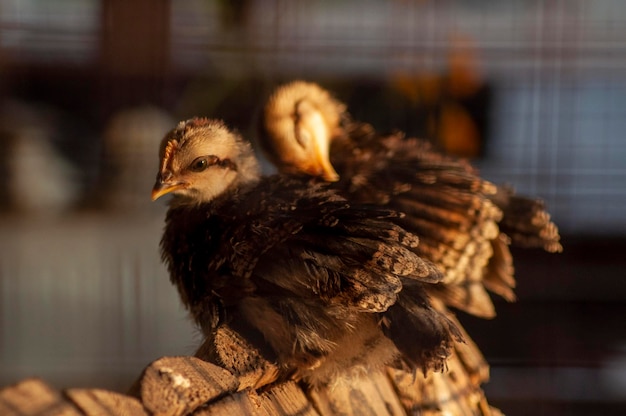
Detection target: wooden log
<box><xmin>195</xmin><ymin>381</ymin><xmax>318</xmax><ymax>416</ymax></box>
<box><xmin>193</xmin><ymin>324</ymin><xmax>496</xmax><ymax>415</ymax></box>
<box><xmin>254</xmin><ymin>381</ymin><xmax>318</xmax><ymax>416</ymax></box>
<box><xmin>65</xmin><ymin>388</ymin><xmax>148</xmax><ymax>416</ymax></box>
<box><xmin>139</xmin><ymin>356</ymin><xmax>239</xmax><ymax>416</ymax></box>
<box><xmin>195</xmin><ymin>325</ymin><xmax>280</xmax><ymax>391</ymax></box>
<box><xmin>192</xmin><ymin>390</ymin><xmax>258</xmax><ymax>415</ymax></box>
<box><xmin>0</xmin><ymin>378</ymin><xmax>82</xmax><ymax>415</ymax></box>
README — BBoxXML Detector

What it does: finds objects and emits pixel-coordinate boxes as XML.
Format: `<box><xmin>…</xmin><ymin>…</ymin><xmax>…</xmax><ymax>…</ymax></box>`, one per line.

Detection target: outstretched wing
<box><xmin>332</xmin><ymin>121</ymin><xmax>509</xmax><ymax>318</ymax></box>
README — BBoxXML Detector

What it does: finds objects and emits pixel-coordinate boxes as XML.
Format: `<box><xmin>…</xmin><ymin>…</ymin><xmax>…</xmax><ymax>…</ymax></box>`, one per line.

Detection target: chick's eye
<box><xmin>190</xmin><ymin>157</ymin><xmax>208</xmax><ymax>172</ymax></box>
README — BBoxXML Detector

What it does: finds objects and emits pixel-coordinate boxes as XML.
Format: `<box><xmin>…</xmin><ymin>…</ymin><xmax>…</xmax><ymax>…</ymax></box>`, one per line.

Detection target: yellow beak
<box><xmin>313</xmin><ymin>149</ymin><xmax>339</xmax><ymax>182</ymax></box>
<box><xmin>306</xmin><ymin>110</ymin><xmax>339</xmax><ymax>182</ymax></box>
<box><xmin>151</xmin><ymin>179</ymin><xmax>187</xmax><ymax>201</ymax></box>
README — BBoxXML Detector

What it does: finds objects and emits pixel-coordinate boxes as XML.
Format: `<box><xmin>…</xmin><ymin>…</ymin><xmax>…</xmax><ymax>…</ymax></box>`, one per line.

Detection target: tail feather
<box><xmin>491</xmin><ymin>186</ymin><xmax>562</xmax><ymax>253</ymax></box>
<box><xmin>483</xmin><ymin>234</ymin><xmax>517</xmax><ymax>302</ymax></box>
<box><xmin>431</xmin><ymin>282</ymin><xmax>497</xmax><ymax>319</ymax></box>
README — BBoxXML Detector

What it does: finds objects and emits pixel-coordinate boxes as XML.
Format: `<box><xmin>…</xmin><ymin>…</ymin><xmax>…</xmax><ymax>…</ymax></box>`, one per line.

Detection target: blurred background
<box><xmin>1</xmin><ymin>1</ymin><xmax>625</xmax><ymax>415</ymax></box>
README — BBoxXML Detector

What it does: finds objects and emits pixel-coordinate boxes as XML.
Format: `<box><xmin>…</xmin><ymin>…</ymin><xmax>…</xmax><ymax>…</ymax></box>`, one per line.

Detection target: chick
<box><xmin>258</xmin><ymin>81</ymin><xmax>561</xmax><ymax>414</ymax></box>
<box><xmin>152</xmin><ymin>117</ymin><xmax>461</xmax><ymax>386</ymax></box>
<box><xmin>259</xmin><ymin>80</ymin><xmax>562</xmax><ymax>317</ymax></box>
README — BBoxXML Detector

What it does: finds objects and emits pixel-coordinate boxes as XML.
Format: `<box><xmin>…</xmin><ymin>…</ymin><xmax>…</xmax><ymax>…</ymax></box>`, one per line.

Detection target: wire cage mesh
<box><xmin>1</xmin><ymin>1</ymin><xmax>626</xmax><ymax>414</ymax></box>
<box><xmin>168</xmin><ymin>0</ymin><xmax>626</xmax><ymax>235</ymax></box>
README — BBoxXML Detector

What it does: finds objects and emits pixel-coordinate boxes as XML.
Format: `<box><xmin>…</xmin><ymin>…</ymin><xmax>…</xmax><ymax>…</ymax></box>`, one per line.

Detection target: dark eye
<box><xmin>189</xmin><ymin>157</ymin><xmax>209</xmax><ymax>172</ymax></box>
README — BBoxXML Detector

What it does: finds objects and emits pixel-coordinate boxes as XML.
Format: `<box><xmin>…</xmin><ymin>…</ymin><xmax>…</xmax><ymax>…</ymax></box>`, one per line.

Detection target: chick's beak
<box><xmin>311</xmin><ymin>132</ymin><xmax>339</xmax><ymax>182</ymax></box>
<box><xmin>151</xmin><ymin>173</ymin><xmax>187</xmax><ymax>201</ymax></box>
<box><xmin>315</xmin><ymin>152</ymin><xmax>339</xmax><ymax>182</ymax></box>
<box><xmin>296</xmin><ymin>101</ymin><xmax>339</xmax><ymax>182</ymax></box>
